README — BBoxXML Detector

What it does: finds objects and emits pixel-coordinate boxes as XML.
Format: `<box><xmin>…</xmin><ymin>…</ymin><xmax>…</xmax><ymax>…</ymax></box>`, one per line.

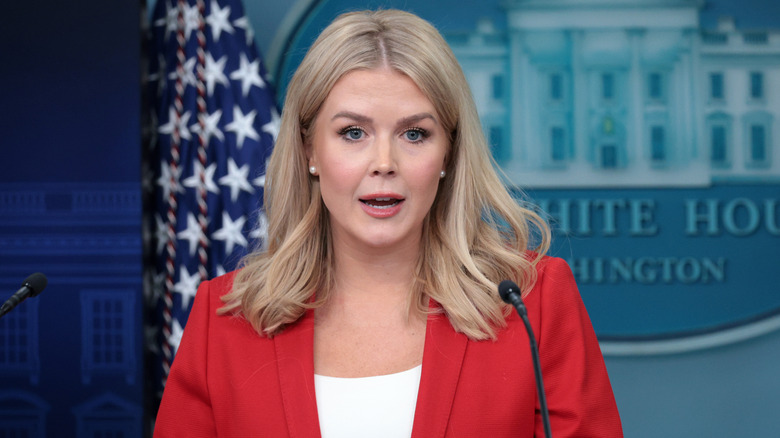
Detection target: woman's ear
<box><xmin>301</xmin><ymin>126</ymin><xmax>312</xmax><ymax>159</ymax></box>
<box><xmin>304</xmin><ymin>142</ymin><xmax>318</xmax><ymax>176</ymax></box>
<box><xmin>443</xmin><ymin>140</ymin><xmax>453</xmax><ymax>173</ymax></box>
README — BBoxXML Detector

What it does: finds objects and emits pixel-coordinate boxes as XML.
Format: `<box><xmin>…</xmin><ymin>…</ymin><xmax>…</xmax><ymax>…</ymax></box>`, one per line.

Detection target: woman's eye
<box><xmin>340</xmin><ymin>127</ymin><xmax>364</xmax><ymax>140</ymax></box>
<box><xmin>404</xmin><ymin>128</ymin><xmax>426</xmax><ymax>142</ymax></box>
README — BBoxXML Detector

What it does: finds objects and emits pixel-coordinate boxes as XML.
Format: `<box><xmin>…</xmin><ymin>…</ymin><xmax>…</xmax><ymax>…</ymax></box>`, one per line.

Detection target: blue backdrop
<box><xmin>2</xmin><ymin>0</ymin><xmax>779</xmax><ymax>437</ymax></box>
<box><xmin>0</xmin><ymin>0</ymin><xmax>144</xmax><ymax>436</ymax></box>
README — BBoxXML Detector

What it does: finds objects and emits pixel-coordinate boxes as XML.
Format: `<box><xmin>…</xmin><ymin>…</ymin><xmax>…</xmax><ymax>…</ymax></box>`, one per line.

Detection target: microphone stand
<box><xmin>499</xmin><ymin>280</ymin><xmax>552</xmax><ymax>438</ymax></box>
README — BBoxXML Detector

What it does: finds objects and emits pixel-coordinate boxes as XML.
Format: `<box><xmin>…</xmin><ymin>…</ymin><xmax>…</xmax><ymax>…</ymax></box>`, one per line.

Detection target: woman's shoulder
<box><xmin>533</xmin><ymin>254</ymin><xmax>574</xmax><ymax>279</ymax></box>
<box><xmin>192</xmin><ymin>269</ymin><xmax>241</xmax><ymax>311</ymax></box>
<box><xmin>201</xmin><ymin>270</ymin><xmax>239</xmax><ymax>297</ymax></box>
<box><xmin>518</xmin><ymin>252</ymin><xmax>576</xmax><ymax>288</ymax></box>
<box><xmin>193</xmin><ymin>270</ymin><xmax>254</xmax><ymax>331</ymax></box>
<box><xmin>523</xmin><ymin>254</ymin><xmax>580</xmax><ymax>306</ymax></box>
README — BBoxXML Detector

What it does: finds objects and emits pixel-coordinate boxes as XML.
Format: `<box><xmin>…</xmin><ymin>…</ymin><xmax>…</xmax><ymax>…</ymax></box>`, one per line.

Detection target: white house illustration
<box><xmin>447</xmin><ymin>0</ymin><xmax>780</xmax><ymax>187</ymax></box>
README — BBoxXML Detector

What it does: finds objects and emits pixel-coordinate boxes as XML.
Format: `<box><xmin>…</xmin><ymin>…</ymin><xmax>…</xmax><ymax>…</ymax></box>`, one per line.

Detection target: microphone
<box><xmin>498</xmin><ymin>280</ymin><xmax>552</xmax><ymax>438</ymax></box>
<box><xmin>0</xmin><ymin>273</ymin><xmax>48</xmax><ymax>318</ymax></box>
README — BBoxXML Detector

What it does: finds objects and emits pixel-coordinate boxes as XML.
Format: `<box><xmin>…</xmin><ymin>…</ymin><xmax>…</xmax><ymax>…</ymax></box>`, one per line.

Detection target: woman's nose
<box><xmin>371</xmin><ymin>136</ymin><xmax>396</xmax><ymax>176</ymax></box>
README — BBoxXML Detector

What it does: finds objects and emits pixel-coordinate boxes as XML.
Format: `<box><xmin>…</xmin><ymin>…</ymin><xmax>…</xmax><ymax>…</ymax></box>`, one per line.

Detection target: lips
<box><xmin>359</xmin><ymin>194</ymin><xmax>405</xmax><ymax>218</ymax></box>
<box><xmin>360</xmin><ymin>197</ymin><xmax>403</xmax><ymax>209</ymax></box>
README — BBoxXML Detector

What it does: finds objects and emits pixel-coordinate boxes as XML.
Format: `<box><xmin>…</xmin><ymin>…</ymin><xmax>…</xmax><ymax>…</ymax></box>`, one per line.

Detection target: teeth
<box><xmin>368</xmin><ymin>203</ymin><xmax>397</xmax><ymax>209</ymax></box>
<box><xmin>363</xmin><ymin>198</ymin><xmax>400</xmax><ymax>209</ymax></box>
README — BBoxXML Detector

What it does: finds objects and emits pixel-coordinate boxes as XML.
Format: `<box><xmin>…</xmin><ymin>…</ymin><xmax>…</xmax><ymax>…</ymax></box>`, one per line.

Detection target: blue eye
<box><xmin>404</xmin><ymin>128</ymin><xmax>427</xmax><ymax>142</ymax></box>
<box><xmin>339</xmin><ymin>126</ymin><xmax>364</xmax><ymax>141</ymax></box>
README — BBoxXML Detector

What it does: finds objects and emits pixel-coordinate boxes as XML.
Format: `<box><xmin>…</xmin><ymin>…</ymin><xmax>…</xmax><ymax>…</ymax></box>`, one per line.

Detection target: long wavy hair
<box><xmin>219</xmin><ymin>9</ymin><xmax>550</xmax><ymax>340</ymax></box>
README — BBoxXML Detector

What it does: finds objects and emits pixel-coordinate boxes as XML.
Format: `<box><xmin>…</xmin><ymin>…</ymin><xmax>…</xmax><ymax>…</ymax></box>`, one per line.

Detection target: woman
<box><xmin>155</xmin><ymin>9</ymin><xmax>622</xmax><ymax>437</ymax></box>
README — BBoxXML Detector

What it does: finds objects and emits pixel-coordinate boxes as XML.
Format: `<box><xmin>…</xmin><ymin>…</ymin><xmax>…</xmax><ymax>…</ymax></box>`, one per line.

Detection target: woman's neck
<box><xmin>335</xmin><ymin>248</ymin><xmax>416</xmax><ymax>300</ymax></box>
<box><xmin>313</xmin><ymin>234</ymin><xmax>426</xmax><ymax>377</ymax></box>
<box><xmin>324</xmin><ymin>231</ymin><xmax>421</xmax><ymax>312</ymax></box>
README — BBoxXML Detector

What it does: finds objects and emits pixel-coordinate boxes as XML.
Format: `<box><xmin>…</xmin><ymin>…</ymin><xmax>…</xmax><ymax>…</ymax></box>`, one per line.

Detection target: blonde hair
<box><xmin>219</xmin><ymin>9</ymin><xmax>550</xmax><ymax>340</ymax></box>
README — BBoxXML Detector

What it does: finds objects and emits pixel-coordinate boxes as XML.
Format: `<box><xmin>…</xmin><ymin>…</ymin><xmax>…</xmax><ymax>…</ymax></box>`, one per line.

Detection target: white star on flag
<box><xmin>155</xmin><ymin>214</ymin><xmax>170</xmax><ymax>255</ymax></box>
<box><xmin>168</xmin><ymin>57</ymin><xmax>198</xmax><ymax>90</ymax></box>
<box><xmin>158</xmin><ymin>107</ymin><xmax>193</xmax><ymax>141</ymax></box>
<box><xmin>207</xmin><ymin>0</ymin><xmax>234</xmax><ymax>42</ymax></box>
<box><xmin>252</xmin><ymin>173</ymin><xmax>265</xmax><ymax>188</ymax></box>
<box><xmin>174</xmin><ymin>266</ymin><xmax>201</xmax><ymax>310</ymax></box>
<box><xmin>168</xmin><ymin>318</ymin><xmax>184</xmax><ymax>355</ymax></box>
<box><xmin>190</xmin><ymin>109</ymin><xmax>224</xmax><ymax>144</ymax></box>
<box><xmin>156</xmin><ymin>160</ymin><xmax>184</xmax><ymax>200</ymax></box>
<box><xmin>150</xmin><ymin>270</ymin><xmax>166</xmax><ymax>303</ymax></box>
<box><xmin>212</xmin><ymin>212</ymin><xmax>248</xmax><ymax>254</ymax></box>
<box><xmin>219</xmin><ymin>158</ymin><xmax>254</xmax><ymax>201</ymax></box>
<box><xmin>250</xmin><ymin>211</ymin><xmax>269</xmax><ymax>243</ymax></box>
<box><xmin>182</xmin><ymin>2</ymin><xmax>201</xmax><ymax>40</ymax></box>
<box><xmin>142</xmin><ymin>160</ymin><xmax>155</xmax><ymax>193</ymax></box>
<box><xmin>204</xmin><ymin>54</ymin><xmax>229</xmax><ymax>96</ymax></box>
<box><xmin>230</xmin><ymin>52</ymin><xmax>265</xmax><ymax>96</ymax></box>
<box><xmin>225</xmin><ymin>106</ymin><xmax>259</xmax><ymax>149</ymax></box>
<box><xmin>151</xmin><ymin>54</ymin><xmax>167</xmax><ymax>97</ymax></box>
<box><xmin>233</xmin><ymin>16</ymin><xmax>254</xmax><ymax>46</ymax></box>
<box><xmin>262</xmin><ymin>108</ymin><xmax>281</xmax><ymax>141</ymax></box>
<box><xmin>177</xmin><ymin>212</ymin><xmax>209</xmax><ymax>256</ymax></box>
<box><xmin>154</xmin><ymin>1</ymin><xmax>178</xmax><ymax>42</ymax></box>
<box><xmin>183</xmin><ymin>161</ymin><xmax>220</xmax><ymax>194</ymax></box>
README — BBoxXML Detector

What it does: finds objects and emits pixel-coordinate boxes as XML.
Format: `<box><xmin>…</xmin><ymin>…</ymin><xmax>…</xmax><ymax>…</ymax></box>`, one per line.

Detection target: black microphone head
<box><xmin>23</xmin><ymin>273</ymin><xmax>48</xmax><ymax>297</ymax></box>
<box><xmin>498</xmin><ymin>279</ymin><xmax>521</xmax><ymax>304</ymax></box>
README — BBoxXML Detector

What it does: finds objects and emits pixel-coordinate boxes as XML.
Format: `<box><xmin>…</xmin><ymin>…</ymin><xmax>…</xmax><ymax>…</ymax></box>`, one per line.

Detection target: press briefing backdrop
<box><xmin>268</xmin><ymin>0</ymin><xmax>780</xmax><ymax>347</ymax></box>
<box><xmin>0</xmin><ymin>0</ymin><xmax>144</xmax><ymax>436</ymax></box>
<box><xmin>256</xmin><ymin>1</ymin><xmax>780</xmax><ymax>436</ymax></box>
<box><xmin>1</xmin><ymin>0</ymin><xmax>778</xmax><ymax>437</ymax></box>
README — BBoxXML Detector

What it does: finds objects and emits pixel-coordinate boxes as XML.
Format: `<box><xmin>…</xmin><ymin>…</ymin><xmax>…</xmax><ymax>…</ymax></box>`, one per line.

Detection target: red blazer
<box><xmin>155</xmin><ymin>257</ymin><xmax>622</xmax><ymax>437</ymax></box>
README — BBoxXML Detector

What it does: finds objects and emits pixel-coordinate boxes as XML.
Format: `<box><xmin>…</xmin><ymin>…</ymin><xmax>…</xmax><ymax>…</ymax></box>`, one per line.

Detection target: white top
<box><xmin>314</xmin><ymin>365</ymin><xmax>423</xmax><ymax>438</ymax></box>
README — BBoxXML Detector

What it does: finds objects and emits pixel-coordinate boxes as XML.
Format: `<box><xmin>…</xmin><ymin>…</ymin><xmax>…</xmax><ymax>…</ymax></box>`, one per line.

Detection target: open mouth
<box><xmin>360</xmin><ymin>197</ymin><xmax>403</xmax><ymax>209</ymax></box>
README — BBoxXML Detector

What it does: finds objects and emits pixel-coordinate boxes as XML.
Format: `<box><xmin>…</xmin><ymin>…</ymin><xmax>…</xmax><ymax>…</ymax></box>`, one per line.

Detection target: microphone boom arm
<box><xmin>498</xmin><ymin>280</ymin><xmax>552</xmax><ymax>438</ymax></box>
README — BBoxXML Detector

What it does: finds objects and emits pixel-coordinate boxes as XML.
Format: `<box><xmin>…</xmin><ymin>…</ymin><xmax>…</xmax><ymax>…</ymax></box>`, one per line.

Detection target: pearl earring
<box><xmin>309</xmin><ymin>166</ymin><xmax>317</xmax><ymax>175</ymax></box>
<box><xmin>440</xmin><ymin>170</ymin><xmax>446</xmax><ymax>179</ymax></box>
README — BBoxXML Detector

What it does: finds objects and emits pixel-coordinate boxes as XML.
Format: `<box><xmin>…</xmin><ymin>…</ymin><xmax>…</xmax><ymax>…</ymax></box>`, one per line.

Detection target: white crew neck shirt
<box><xmin>314</xmin><ymin>365</ymin><xmax>423</xmax><ymax>438</ymax></box>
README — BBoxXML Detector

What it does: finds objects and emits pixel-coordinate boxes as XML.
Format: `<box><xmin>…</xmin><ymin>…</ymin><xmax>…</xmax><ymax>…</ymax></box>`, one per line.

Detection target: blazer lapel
<box><xmin>411</xmin><ymin>303</ymin><xmax>468</xmax><ymax>438</ymax></box>
<box><xmin>274</xmin><ymin>309</ymin><xmax>321</xmax><ymax>438</ymax></box>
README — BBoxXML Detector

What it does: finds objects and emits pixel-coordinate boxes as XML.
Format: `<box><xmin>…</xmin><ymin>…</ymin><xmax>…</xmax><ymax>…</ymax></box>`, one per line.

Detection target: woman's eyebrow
<box><xmin>397</xmin><ymin>113</ymin><xmax>438</xmax><ymax>126</ymax></box>
<box><xmin>330</xmin><ymin>111</ymin><xmax>438</xmax><ymax>126</ymax></box>
<box><xmin>331</xmin><ymin>111</ymin><xmax>372</xmax><ymax>124</ymax></box>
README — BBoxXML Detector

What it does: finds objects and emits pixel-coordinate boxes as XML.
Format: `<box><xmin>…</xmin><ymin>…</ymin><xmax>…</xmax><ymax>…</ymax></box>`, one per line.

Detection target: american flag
<box><xmin>144</xmin><ymin>0</ymin><xmax>277</xmax><ymax>402</ymax></box>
